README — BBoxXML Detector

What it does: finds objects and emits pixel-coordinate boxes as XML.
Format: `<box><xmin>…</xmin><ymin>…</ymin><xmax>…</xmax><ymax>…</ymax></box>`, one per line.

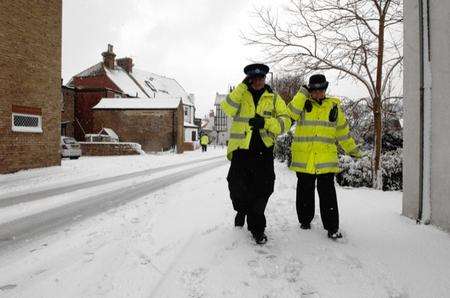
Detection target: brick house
<box><xmin>68</xmin><ymin>45</ymin><xmax>197</xmax><ymax>146</ymax></box>
<box><xmin>92</xmin><ymin>98</ymin><xmax>184</xmax><ymax>153</ymax></box>
<box><xmin>61</xmin><ymin>84</ymin><xmax>75</xmax><ymax>138</ymax></box>
<box><xmin>73</xmin><ymin>87</ymin><xmax>123</xmax><ymax>141</ymax></box>
<box><xmin>0</xmin><ymin>0</ymin><xmax>62</xmax><ymax>174</ymax></box>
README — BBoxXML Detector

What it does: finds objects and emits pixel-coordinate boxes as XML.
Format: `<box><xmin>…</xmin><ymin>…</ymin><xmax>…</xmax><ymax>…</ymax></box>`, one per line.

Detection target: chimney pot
<box><xmin>102</xmin><ymin>44</ymin><xmax>116</xmax><ymax>69</ymax></box>
<box><xmin>117</xmin><ymin>57</ymin><xmax>133</xmax><ymax>73</ymax></box>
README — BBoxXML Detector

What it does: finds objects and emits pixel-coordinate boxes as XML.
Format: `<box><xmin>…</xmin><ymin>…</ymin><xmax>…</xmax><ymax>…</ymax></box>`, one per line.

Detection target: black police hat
<box><xmin>243</xmin><ymin>63</ymin><xmax>269</xmax><ymax>77</ymax></box>
<box><xmin>308</xmin><ymin>74</ymin><xmax>329</xmax><ymax>90</ymax></box>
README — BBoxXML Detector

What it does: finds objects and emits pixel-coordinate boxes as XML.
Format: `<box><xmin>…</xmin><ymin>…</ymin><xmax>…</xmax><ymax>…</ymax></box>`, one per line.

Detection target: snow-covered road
<box><xmin>0</xmin><ymin>149</ymin><xmax>449</xmax><ymax>298</ymax></box>
<box><xmin>0</xmin><ymin>158</ymin><xmax>227</xmax><ymax>250</ymax></box>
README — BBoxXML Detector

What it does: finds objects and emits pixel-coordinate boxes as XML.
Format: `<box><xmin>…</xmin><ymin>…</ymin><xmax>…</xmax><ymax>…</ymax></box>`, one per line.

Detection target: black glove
<box><xmin>248</xmin><ymin>114</ymin><xmax>265</xmax><ymax>129</ymax></box>
<box><xmin>304</xmin><ymin>100</ymin><xmax>313</xmax><ymax>113</ymax></box>
<box><xmin>329</xmin><ymin>105</ymin><xmax>338</xmax><ymax>122</ymax></box>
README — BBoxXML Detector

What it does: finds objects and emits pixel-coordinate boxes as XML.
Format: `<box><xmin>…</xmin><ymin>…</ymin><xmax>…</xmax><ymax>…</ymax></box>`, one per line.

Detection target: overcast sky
<box><xmin>62</xmin><ymin>0</ymin><xmax>366</xmax><ymax>118</ymax></box>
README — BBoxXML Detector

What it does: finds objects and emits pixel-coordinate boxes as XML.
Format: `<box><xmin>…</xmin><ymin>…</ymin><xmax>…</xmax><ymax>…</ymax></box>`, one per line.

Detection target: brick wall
<box><xmin>74</xmin><ymin>88</ymin><xmax>124</xmax><ymax>141</ymax></box>
<box><xmin>183</xmin><ymin>142</ymin><xmax>201</xmax><ymax>151</ymax></box>
<box><xmin>0</xmin><ymin>0</ymin><xmax>62</xmax><ymax>174</ymax></box>
<box><xmin>61</xmin><ymin>86</ymin><xmax>75</xmax><ymax>137</ymax></box>
<box><xmin>79</xmin><ymin>142</ymin><xmax>141</xmax><ymax>156</ymax></box>
<box><xmin>92</xmin><ymin>105</ymin><xmax>184</xmax><ymax>153</ymax></box>
<box><xmin>74</xmin><ymin>90</ymin><xmax>108</xmax><ymax>140</ymax></box>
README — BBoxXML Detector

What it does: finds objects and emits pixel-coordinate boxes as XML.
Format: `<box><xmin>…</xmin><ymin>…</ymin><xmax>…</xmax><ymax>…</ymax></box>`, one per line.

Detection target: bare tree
<box><xmin>272</xmin><ymin>74</ymin><xmax>306</xmax><ymax>103</ymax></box>
<box><xmin>244</xmin><ymin>0</ymin><xmax>403</xmax><ymax>189</ymax></box>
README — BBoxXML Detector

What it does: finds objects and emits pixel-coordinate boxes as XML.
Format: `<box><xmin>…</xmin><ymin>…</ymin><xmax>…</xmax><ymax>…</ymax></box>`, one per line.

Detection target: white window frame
<box><xmin>11</xmin><ymin>112</ymin><xmax>43</xmax><ymax>133</ymax></box>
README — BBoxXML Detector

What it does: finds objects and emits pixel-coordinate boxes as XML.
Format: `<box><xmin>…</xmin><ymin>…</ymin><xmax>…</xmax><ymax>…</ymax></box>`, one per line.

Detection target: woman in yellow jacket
<box><xmin>221</xmin><ymin>63</ymin><xmax>291</xmax><ymax>244</ymax></box>
<box><xmin>287</xmin><ymin>74</ymin><xmax>361</xmax><ymax>240</ymax></box>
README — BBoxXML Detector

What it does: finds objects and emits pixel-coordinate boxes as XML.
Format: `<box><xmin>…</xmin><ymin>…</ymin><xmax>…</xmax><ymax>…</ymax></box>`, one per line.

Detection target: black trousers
<box><xmin>296</xmin><ymin>172</ymin><xmax>339</xmax><ymax>232</ymax></box>
<box><xmin>227</xmin><ymin>151</ymin><xmax>275</xmax><ymax>234</ymax></box>
<box><xmin>201</xmin><ymin>145</ymin><xmax>207</xmax><ymax>152</ymax></box>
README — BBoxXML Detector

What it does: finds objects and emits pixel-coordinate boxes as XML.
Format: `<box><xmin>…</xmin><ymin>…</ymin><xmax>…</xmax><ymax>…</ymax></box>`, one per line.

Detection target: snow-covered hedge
<box><xmin>274</xmin><ymin>130</ymin><xmax>293</xmax><ymax>165</ymax></box>
<box><xmin>337</xmin><ymin>148</ymin><xmax>403</xmax><ymax>191</ymax></box>
<box><xmin>380</xmin><ymin>148</ymin><xmax>403</xmax><ymax>191</ymax></box>
<box><xmin>336</xmin><ymin>154</ymin><xmax>373</xmax><ymax>188</ymax></box>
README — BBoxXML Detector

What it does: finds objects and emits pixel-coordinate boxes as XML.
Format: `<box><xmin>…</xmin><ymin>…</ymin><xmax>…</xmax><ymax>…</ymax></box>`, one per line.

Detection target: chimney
<box><xmin>117</xmin><ymin>57</ymin><xmax>133</xmax><ymax>73</ymax></box>
<box><xmin>102</xmin><ymin>44</ymin><xmax>116</xmax><ymax>69</ymax></box>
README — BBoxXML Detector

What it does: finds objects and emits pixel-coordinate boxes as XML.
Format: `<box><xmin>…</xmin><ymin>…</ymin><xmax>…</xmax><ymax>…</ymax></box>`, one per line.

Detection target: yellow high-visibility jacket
<box><xmin>220</xmin><ymin>83</ymin><xmax>291</xmax><ymax>160</ymax></box>
<box><xmin>200</xmin><ymin>135</ymin><xmax>209</xmax><ymax>145</ymax></box>
<box><xmin>287</xmin><ymin>88</ymin><xmax>360</xmax><ymax>174</ymax></box>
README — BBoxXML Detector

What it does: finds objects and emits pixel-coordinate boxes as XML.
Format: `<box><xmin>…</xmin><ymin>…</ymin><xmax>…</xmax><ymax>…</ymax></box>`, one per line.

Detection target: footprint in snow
<box><xmin>283</xmin><ymin>257</ymin><xmax>303</xmax><ymax>283</ymax></box>
<box><xmin>180</xmin><ymin>267</ymin><xmax>208</xmax><ymax>298</ymax></box>
<box><xmin>225</xmin><ymin>240</ymin><xmax>239</xmax><ymax>251</ymax></box>
<box><xmin>201</xmin><ymin>225</ymin><xmax>220</xmax><ymax>236</ymax></box>
<box><xmin>0</xmin><ymin>284</ymin><xmax>17</xmax><ymax>291</ymax></box>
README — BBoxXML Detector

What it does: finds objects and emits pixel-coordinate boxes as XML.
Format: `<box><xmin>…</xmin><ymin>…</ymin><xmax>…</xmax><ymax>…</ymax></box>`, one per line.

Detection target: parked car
<box><xmin>60</xmin><ymin>136</ymin><xmax>82</xmax><ymax>159</ymax></box>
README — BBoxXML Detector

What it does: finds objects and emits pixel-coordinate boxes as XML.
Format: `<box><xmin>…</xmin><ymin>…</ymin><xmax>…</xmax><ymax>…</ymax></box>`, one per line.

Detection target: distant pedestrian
<box><xmin>200</xmin><ymin>134</ymin><xmax>209</xmax><ymax>152</ymax></box>
<box><xmin>287</xmin><ymin>74</ymin><xmax>361</xmax><ymax>240</ymax></box>
<box><xmin>221</xmin><ymin>63</ymin><xmax>291</xmax><ymax>244</ymax></box>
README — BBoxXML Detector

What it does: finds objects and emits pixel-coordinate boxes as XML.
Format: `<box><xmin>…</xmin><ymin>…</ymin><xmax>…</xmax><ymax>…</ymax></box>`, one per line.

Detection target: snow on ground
<box><xmin>0</xmin><ymin>154</ymin><xmax>449</xmax><ymax>298</ymax></box>
<box><xmin>0</xmin><ymin>156</ymin><xmax>224</xmax><ymax>225</ymax></box>
<box><xmin>0</xmin><ymin>147</ymin><xmax>226</xmax><ymax>196</ymax></box>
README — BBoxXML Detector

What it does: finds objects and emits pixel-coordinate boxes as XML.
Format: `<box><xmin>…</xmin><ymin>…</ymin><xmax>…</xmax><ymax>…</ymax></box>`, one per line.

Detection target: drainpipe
<box><xmin>417</xmin><ymin>0</ymin><xmax>432</xmax><ymax>224</ymax></box>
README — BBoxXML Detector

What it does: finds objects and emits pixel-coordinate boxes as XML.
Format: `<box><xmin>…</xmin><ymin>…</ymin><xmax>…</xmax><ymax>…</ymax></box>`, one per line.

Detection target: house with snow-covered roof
<box><xmin>91</xmin><ymin>98</ymin><xmax>184</xmax><ymax>153</ymax></box>
<box><xmin>68</xmin><ymin>44</ymin><xmax>198</xmax><ymax>151</ymax></box>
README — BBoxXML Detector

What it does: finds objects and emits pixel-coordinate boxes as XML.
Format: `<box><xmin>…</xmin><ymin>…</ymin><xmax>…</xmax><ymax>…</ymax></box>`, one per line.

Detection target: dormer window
<box><xmin>145</xmin><ymin>80</ymin><xmax>157</xmax><ymax>92</ymax></box>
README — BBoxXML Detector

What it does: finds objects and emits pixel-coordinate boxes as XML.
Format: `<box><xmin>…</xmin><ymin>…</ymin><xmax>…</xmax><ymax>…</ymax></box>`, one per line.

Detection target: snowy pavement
<box><xmin>0</xmin><ymin>149</ymin><xmax>449</xmax><ymax>297</ymax></box>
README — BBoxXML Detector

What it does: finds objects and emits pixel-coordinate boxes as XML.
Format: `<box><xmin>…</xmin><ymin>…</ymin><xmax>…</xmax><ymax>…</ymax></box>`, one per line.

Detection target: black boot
<box><xmin>252</xmin><ymin>232</ymin><xmax>268</xmax><ymax>245</ymax></box>
<box><xmin>234</xmin><ymin>212</ymin><xmax>246</xmax><ymax>227</ymax></box>
<box><xmin>300</xmin><ymin>223</ymin><xmax>311</xmax><ymax>230</ymax></box>
<box><xmin>327</xmin><ymin>229</ymin><xmax>343</xmax><ymax>240</ymax></box>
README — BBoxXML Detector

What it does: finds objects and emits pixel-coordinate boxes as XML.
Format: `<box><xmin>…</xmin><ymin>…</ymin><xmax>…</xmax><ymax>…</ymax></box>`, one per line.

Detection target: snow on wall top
<box><xmin>184</xmin><ymin>122</ymin><xmax>198</xmax><ymax>128</ymax></box>
<box><xmin>132</xmin><ymin>69</ymin><xmax>194</xmax><ymax>106</ymax></box>
<box><xmin>93</xmin><ymin>98</ymin><xmax>181</xmax><ymax>110</ymax></box>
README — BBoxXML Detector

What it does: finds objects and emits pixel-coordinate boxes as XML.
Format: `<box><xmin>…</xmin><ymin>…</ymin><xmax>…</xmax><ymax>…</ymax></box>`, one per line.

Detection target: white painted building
<box><xmin>214</xmin><ymin>93</ymin><xmax>231</xmax><ymax>145</ymax></box>
<box><xmin>403</xmin><ymin>0</ymin><xmax>450</xmax><ymax>232</ymax></box>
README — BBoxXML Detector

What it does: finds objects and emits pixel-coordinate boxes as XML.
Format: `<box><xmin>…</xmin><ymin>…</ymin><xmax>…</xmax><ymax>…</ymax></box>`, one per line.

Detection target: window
<box><xmin>145</xmin><ymin>80</ymin><xmax>157</xmax><ymax>92</ymax></box>
<box><xmin>61</xmin><ymin>123</ymin><xmax>67</xmax><ymax>136</ymax></box>
<box><xmin>12</xmin><ymin>113</ymin><xmax>42</xmax><ymax>133</ymax></box>
<box><xmin>192</xmin><ymin>131</ymin><xmax>197</xmax><ymax>141</ymax></box>
<box><xmin>215</xmin><ymin>105</ymin><xmax>227</xmax><ymax>132</ymax></box>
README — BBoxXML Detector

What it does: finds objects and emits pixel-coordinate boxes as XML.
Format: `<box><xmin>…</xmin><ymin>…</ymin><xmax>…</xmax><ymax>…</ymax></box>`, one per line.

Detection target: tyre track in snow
<box><xmin>0</xmin><ymin>159</ymin><xmax>228</xmax><ymax>251</ymax></box>
<box><xmin>0</xmin><ymin>155</ymin><xmax>224</xmax><ymax>208</ymax></box>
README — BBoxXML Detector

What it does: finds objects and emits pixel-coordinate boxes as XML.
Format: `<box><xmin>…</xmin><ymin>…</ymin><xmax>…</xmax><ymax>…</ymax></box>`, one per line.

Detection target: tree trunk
<box><xmin>373</xmin><ymin>14</ymin><xmax>386</xmax><ymax>189</ymax></box>
<box><xmin>373</xmin><ymin>99</ymin><xmax>383</xmax><ymax>189</ymax></box>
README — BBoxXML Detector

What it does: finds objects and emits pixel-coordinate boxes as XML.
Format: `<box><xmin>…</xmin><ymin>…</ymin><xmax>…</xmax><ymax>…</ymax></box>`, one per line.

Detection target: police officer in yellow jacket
<box><xmin>200</xmin><ymin>134</ymin><xmax>209</xmax><ymax>152</ymax></box>
<box><xmin>287</xmin><ymin>74</ymin><xmax>361</xmax><ymax>240</ymax></box>
<box><xmin>221</xmin><ymin>63</ymin><xmax>291</xmax><ymax>244</ymax></box>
